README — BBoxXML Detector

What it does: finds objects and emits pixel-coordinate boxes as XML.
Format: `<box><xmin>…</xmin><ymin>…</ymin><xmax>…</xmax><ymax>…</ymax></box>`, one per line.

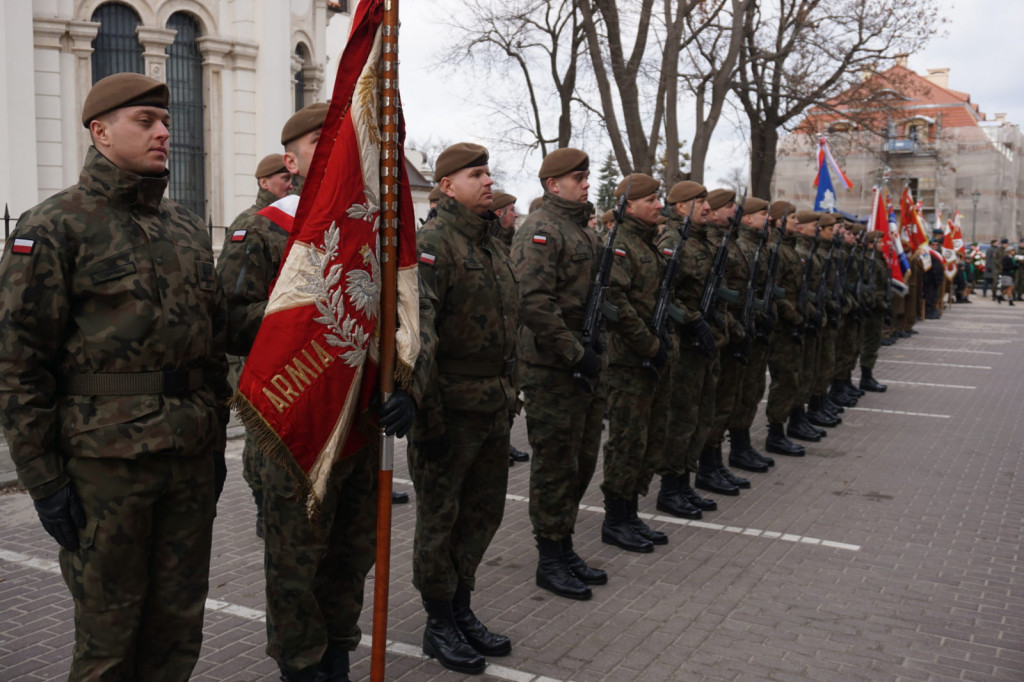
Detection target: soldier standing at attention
<box><xmin>228</xmin><ymin>153</ymin><xmax>291</xmax><ymax>232</ymax></box>
<box><xmin>511</xmin><ymin>148</ymin><xmax>608</xmax><ymax>601</ymax></box>
<box><xmin>859</xmin><ymin>231</ymin><xmax>889</xmax><ymax>393</ymax></box>
<box><xmin>0</xmin><ymin>73</ymin><xmax>230</xmax><ymax>681</ymax></box>
<box><xmin>410</xmin><ymin>143</ymin><xmax>519</xmax><ymax>674</ymax></box>
<box><xmin>600</xmin><ymin>173</ymin><xmax>671</xmax><ymax>554</ymax></box>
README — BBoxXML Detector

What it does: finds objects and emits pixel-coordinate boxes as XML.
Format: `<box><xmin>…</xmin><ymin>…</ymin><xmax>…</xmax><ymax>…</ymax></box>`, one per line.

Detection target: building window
<box><xmin>295</xmin><ymin>44</ymin><xmax>308</xmax><ymax>111</ymax></box>
<box><xmin>166</xmin><ymin>12</ymin><xmax>206</xmax><ymax>219</ymax></box>
<box><xmin>91</xmin><ymin>2</ymin><xmax>144</xmax><ymax>82</ymax></box>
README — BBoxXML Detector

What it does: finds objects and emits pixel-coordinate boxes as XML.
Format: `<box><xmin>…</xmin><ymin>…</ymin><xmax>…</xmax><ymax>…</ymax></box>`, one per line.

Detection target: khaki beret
<box><xmin>601</xmin><ymin>209</ymin><xmax>615</xmax><ymax>223</ymax></box>
<box><xmin>847</xmin><ymin>224</ymin><xmax>864</xmax><ymax>234</ymax></box>
<box><xmin>428</xmin><ymin>186</ymin><xmax>441</xmax><ymax>202</ymax></box>
<box><xmin>281</xmin><ymin>102</ymin><xmax>329</xmax><ymax>145</ymax></box>
<box><xmin>82</xmin><ymin>73</ymin><xmax>169</xmax><ymax>128</ymax></box>
<box><xmin>742</xmin><ymin>197</ymin><xmax>770</xmax><ymax>214</ymax></box>
<box><xmin>769</xmin><ymin>200</ymin><xmax>796</xmax><ymax>221</ymax></box>
<box><xmin>435</xmin><ymin>142</ymin><xmax>489</xmax><ymax>181</ymax></box>
<box><xmin>539</xmin><ymin>148</ymin><xmax>589</xmax><ymax>179</ymax></box>
<box><xmin>793</xmin><ymin>210</ymin><xmax>820</xmax><ymax>225</ymax></box>
<box><xmin>615</xmin><ymin>173</ymin><xmax>660</xmax><ymax>200</ymax></box>
<box><xmin>818</xmin><ymin>212</ymin><xmax>837</xmax><ymax>227</ymax></box>
<box><xmin>492</xmin><ymin>192</ymin><xmax>516</xmax><ymax>211</ymax></box>
<box><xmin>255</xmin><ymin>153</ymin><xmax>287</xmax><ymax>179</ymax></box>
<box><xmin>866</xmin><ymin>230</ymin><xmax>884</xmax><ymax>240</ymax></box>
<box><xmin>706</xmin><ymin>188</ymin><xmax>736</xmax><ymax>211</ymax></box>
<box><xmin>667</xmin><ymin>181</ymin><xmax>707</xmax><ymax>204</ymax></box>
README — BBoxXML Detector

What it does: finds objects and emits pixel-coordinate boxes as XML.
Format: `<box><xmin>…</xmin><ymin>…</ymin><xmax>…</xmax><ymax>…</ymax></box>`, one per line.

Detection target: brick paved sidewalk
<box><xmin>2</xmin><ymin>296</ymin><xmax>1022</xmax><ymax>681</ymax></box>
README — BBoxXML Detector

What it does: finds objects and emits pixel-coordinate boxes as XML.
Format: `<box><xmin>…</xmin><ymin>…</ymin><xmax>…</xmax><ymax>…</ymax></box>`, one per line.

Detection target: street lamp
<box><xmin>971</xmin><ymin>190</ymin><xmax>981</xmax><ymax>244</ymax></box>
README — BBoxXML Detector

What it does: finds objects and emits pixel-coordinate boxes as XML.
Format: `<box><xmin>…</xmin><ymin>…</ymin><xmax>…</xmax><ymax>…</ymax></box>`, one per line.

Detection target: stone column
<box><xmin>137</xmin><ymin>26</ymin><xmax>176</xmax><ymax>83</ymax></box>
<box><xmin>197</xmin><ymin>37</ymin><xmax>232</xmax><ymax>228</ymax></box>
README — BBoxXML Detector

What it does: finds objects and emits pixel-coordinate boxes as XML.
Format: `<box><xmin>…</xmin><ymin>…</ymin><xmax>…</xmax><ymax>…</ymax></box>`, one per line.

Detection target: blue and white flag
<box><xmin>814</xmin><ymin>160</ymin><xmax>837</xmax><ymax>213</ymax></box>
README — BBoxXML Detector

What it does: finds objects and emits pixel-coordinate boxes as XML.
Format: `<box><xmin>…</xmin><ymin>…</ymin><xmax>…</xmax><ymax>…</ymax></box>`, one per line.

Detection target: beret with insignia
<box><xmin>82</xmin><ymin>73</ymin><xmax>169</xmax><ymax>128</ymax></box>
<box><xmin>435</xmin><ymin>142</ymin><xmax>489</xmax><ymax>181</ymax></box>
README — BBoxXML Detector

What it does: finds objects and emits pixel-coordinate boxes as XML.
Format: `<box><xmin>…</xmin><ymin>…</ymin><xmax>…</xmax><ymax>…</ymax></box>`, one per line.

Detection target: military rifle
<box><xmin>815</xmin><ymin>230</ymin><xmax>840</xmax><ymax>329</ymax></box>
<box><xmin>755</xmin><ymin>216</ymin><xmax>787</xmax><ymax>342</ymax></box>
<box><xmin>697</xmin><ymin>198</ymin><xmax>745</xmax><ymax>333</ymax></box>
<box><xmin>738</xmin><ymin>212</ymin><xmax>773</xmax><ymax>351</ymax></box>
<box><xmin>642</xmin><ymin>201</ymin><xmax>697</xmax><ymax>377</ymax></box>
<box><xmin>574</xmin><ymin>177</ymin><xmax>630</xmax><ymax>391</ymax></box>
<box><xmin>795</xmin><ymin>224</ymin><xmax>821</xmax><ymax>336</ymax></box>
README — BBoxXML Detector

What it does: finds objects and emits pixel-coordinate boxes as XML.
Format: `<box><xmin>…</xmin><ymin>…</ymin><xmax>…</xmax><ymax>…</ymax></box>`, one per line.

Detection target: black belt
<box><xmin>436</xmin><ymin>357</ymin><xmax>516</xmax><ymax>378</ymax></box>
<box><xmin>64</xmin><ymin>369</ymin><xmax>203</xmax><ymax>397</ymax></box>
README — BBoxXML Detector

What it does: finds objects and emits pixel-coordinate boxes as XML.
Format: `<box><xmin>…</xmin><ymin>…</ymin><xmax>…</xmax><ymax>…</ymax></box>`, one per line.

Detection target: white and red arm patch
<box><xmin>230</xmin><ymin>229</ymin><xmax>247</xmax><ymax>242</ymax></box>
<box><xmin>614</xmin><ymin>247</ymin><xmax>627</xmax><ymax>257</ymax></box>
<box><xmin>11</xmin><ymin>238</ymin><xmax>35</xmax><ymax>255</ymax></box>
<box><xmin>532</xmin><ymin>234</ymin><xmax>548</xmax><ymax>245</ymax></box>
<box><xmin>419</xmin><ymin>252</ymin><xmax>437</xmax><ymax>266</ymax></box>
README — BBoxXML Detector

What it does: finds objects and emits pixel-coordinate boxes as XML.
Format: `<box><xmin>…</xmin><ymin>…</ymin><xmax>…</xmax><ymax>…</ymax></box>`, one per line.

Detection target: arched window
<box><xmin>166</xmin><ymin>12</ymin><xmax>206</xmax><ymax>219</ymax></box>
<box><xmin>91</xmin><ymin>2</ymin><xmax>144</xmax><ymax>82</ymax></box>
<box><xmin>295</xmin><ymin>44</ymin><xmax>308</xmax><ymax>112</ymax></box>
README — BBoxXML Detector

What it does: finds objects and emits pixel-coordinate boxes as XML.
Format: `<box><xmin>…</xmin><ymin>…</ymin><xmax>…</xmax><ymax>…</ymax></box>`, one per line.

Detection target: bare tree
<box><xmin>717</xmin><ymin>166</ymin><xmax>748</xmax><ymax>197</ymax></box>
<box><xmin>732</xmin><ymin>0</ymin><xmax>942</xmax><ymax>198</ymax></box>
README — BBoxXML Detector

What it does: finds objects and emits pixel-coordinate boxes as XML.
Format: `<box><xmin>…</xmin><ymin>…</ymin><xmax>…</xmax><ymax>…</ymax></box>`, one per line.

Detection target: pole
<box><xmin>971</xmin><ymin>191</ymin><xmax>980</xmax><ymax>244</ymax></box>
<box><xmin>4</xmin><ymin>203</ymin><xmax>10</xmax><ymax>240</ymax></box>
<box><xmin>371</xmin><ymin>0</ymin><xmax>400</xmax><ymax>679</ymax></box>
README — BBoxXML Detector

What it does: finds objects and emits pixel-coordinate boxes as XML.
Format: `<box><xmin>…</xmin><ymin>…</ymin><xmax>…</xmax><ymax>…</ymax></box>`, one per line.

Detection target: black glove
<box><xmin>756</xmin><ymin>314</ymin><xmax>774</xmax><ymax>339</ymax></box>
<box><xmin>732</xmin><ymin>334</ymin><xmax>751</xmax><ymax>365</ymax></box>
<box><xmin>380</xmin><ymin>389</ymin><xmax>416</xmax><ymax>438</ymax></box>
<box><xmin>572</xmin><ymin>347</ymin><xmax>602</xmax><ymax>380</ymax></box>
<box><xmin>652</xmin><ymin>333</ymin><xmax>671</xmax><ymax>369</ymax></box>
<box><xmin>413</xmin><ymin>433</ymin><xmax>449</xmax><ymax>463</ymax></box>
<box><xmin>214</xmin><ymin>450</ymin><xmax>227</xmax><ymax>502</ymax></box>
<box><xmin>683</xmin><ymin>317</ymin><xmax>715</xmax><ymax>355</ymax></box>
<box><xmin>34</xmin><ymin>484</ymin><xmax>86</xmax><ymax>551</ymax></box>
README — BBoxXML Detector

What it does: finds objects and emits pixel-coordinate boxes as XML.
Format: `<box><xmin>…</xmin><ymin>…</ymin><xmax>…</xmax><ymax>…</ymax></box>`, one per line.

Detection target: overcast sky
<box><xmin>395</xmin><ymin>0</ymin><xmax>1024</xmax><ymax>207</ymax></box>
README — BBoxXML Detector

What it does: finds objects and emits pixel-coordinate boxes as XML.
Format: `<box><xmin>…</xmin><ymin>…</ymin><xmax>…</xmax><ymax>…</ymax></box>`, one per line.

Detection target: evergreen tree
<box><xmin>595</xmin><ymin>151</ymin><xmax>619</xmax><ymax>212</ymax></box>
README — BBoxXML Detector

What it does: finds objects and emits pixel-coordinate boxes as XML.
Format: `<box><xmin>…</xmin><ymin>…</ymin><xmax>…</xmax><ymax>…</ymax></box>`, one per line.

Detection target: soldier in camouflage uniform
<box><xmin>828</xmin><ymin>224</ymin><xmax>865</xmax><ymax>409</ymax></box>
<box><xmin>0</xmin><ymin>73</ymin><xmax>230</xmax><ymax>682</ymax></box>
<box><xmin>600</xmin><ymin>173</ymin><xmax>671</xmax><ymax>553</ymax></box>
<box><xmin>653</xmin><ymin>181</ymin><xmax>720</xmax><ymax>518</ymax></box>
<box><xmin>806</xmin><ymin>214</ymin><xmax>842</xmax><ymax>429</ymax></box>
<box><xmin>409</xmin><ymin>143</ymin><xmax>519</xmax><ymax>674</ymax></box>
<box><xmin>228</xmin><ymin>153</ymin><xmax>291</xmax><ymax>232</ymax></box>
<box><xmin>763</xmin><ymin>201</ymin><xmax>811</xmax><ymax>455</ymax></box>
<box><xmin>511</xmin><ymin>148</ymin><xmax>609</xmax><ymax>601</ymax></box>
<box><xmin>725</xmin><ymin>197</ymin><xmax>777</xmax><ymax>473</ymax></box>
<box><xmin>859</xmin><ymin>232</ymin><xmax>889</xmax><ymax>392</ymax></box>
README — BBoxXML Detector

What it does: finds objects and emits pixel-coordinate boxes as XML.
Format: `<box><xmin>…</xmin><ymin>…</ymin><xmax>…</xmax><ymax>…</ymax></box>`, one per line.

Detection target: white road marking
<box><xmin>899</xmin><ymin>347</ymin><xmax>1002</xmax><ymax>355</ymax></box>
<box><xmin>0</xmin><ymin>548</ymin><xmax>577</xmax><ymax>682</ymax></box>
<box><xmin>847</xmin><ymin>407</ymin><xmax>950</xmax><ymax>419</ymax></box>
<box><xmin>915</xmin><ymin>336</ymin><xmax>1010</xmax><ymax>344</ymax></box>
<box><xmin>880</xmin><ymin>380</ymin><xmax>976</xmax><ymax>389</ymax></box>
<box><xmin>877</xmin><ymin>359</ymin><xmax>991</xmax><ymax>370</ymax></box>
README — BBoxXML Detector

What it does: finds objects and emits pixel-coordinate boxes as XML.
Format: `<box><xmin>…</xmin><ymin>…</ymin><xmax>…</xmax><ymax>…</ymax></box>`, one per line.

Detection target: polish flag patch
<box><xmin>614</xmin><ymin>248</ymin><xmax>627</xmax><ymax>257</ymax></box>
<box><xmin>532</xmin><ymin>234</ymin><xmax>548</xmax><ymax>245</ymax></box>
<box><xmin>11</xmin><ymin>238</ymin><xmax>35</xmax><ymax>255</ymax></box>
<box><xmin>230</xmin><ymin>229</ymin><xmax>247</xmax><ymax>242</ymax></box>
<box><xmin>419</xmin><ymin>252</ymin><xmax>437</xmax><ymax>266</ymax></box>
<box><xmin>661</xmin><ymin>247</ymin><xmax>674</xmax><ymax>256</ymax></box>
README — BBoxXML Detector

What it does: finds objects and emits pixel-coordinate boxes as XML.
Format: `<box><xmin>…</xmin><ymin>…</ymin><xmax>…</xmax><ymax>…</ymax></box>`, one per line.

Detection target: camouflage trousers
<box><xmin>660</xmin><ymin>343</ymin><xmax>717</xmax><ymax>477</ymax></box>
<box><xmin>261</xmin><ymin>445</ymin><xmax>377</xmax><ymax>671</ymax></box>
<box><xmin>729</xmin><ymin>339</ymin><xmax>771</xmax><ymax>431</ymax></box>
<box><xmin>59</xmin><ymin>454</ymin><xmax>215</xmax><ymax>682</ymax></box>
<box><xmin>797</xmin><ymin>331</ymin><xmax>820</xmax><ymax>404</ymax></box>
<box><xmin>600</xmin><ymin>364</ymin><xmax>669</xmax><ymax>501</ymax></box>
<box><xmin>813</xmin><ymin>325</ymin><xmax>838</xmax><ymax>395</ymax></box>
<box><xmin>521</xmin><ymin>365</ymin><xmax>605</xmax><ymax>541</ymax></box>
<box><xmin>408</xmin><ymin>408</ymin><xmax>509</xmax><ymax>602</ymax></box>
<box><xmin>765</xmin><ymin>325</ymin><xmax>803</xmax><ymax>424</ymax></box>
<box><xmin>860</xmin><ymin>310</ymin><xmax>885</xmax><ymax>369</ymax></box>
<box><xmin>834</xmin><ymin>316</ymin><xmax>860</xmax><ymax>379</ymax></box>
<box><xmin>707</xmin><ymin>346</ymin><xmax>748</xmax><ymax>447</ymax></box>
<box><xmin>242</xmin><ymin>431</ymin><xmax>261</xmax><ymax>493</ymax></box>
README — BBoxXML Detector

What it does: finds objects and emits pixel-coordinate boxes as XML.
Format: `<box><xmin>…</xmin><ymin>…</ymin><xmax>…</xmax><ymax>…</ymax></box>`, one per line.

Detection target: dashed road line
<box><xmin>847</xmin><ymin>407</ymin><xmax>950</xmax><ymax>419</ymax></box>
<box><xmin>0</xmin><ymin>548</ymin><xmax>576</xmax><ymax>682</ymax></box>
<box><xmin>900</xmin><ymin>347</ymin><xmax>1002</xmax><ymax>355</ymax></box>
<box><xmin>877</xmin><ymin>359</ymin><xmax>991</xmax><ymax>370</ymax></box>
<box><xmin>880</xmin><ymin>380</ymin><xmax>976</xmax><ymax>389</ymax></box>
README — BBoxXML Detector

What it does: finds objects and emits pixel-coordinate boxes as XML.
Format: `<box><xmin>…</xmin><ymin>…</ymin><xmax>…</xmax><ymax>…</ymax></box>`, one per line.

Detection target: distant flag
<box><xmin>900</xmin><ymin>187</ymin><xmax>928</xmax><ymax>252</ymax></box>
<box><xmin>942</xmin><ymin>220</ymin><xmax>959</xmax><ymax>280</ymax></box>
<box><xmin>952</xmin><ymin>212</ymin><xmax>965</xmax><ymax>254</ymax></box>
<box><xmin>814</xmin><ymin>156</ymin><xmax>838</xmax><ymax>213</ymax></box>
<box><xmin>813</xmin><ymin>136</ymin><xmax>854</xmax><ymax>190</ymax></box>
<box><xmin>870</xmin><ymin>187</ymin><xmax>904</xmax><ymax>283</ymax></box>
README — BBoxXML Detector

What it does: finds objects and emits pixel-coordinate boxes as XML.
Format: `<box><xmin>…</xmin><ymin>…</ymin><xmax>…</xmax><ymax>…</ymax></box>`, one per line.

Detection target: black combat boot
<box><xmin>422</xmin><ymin>598</ymin><xmax>487</xmax><ymax>673</ymax></box>
<box><xmin>829</xmin><ymin>379</ymin><xmax>857</xmax><ymax>407</ymax></box>
<box><xmin>807</xmin><ymin>396</ymin><xmax>840</xmax><ymax>427</ymax></box>
<box><xmin>656</xmin><ymin>475</ymin><xmax>702</xmax><ymax>519</ymax></box>
<box><xmin>278</xmin><ymin>665</ymin><xmax>329</xmax><ymax>682</ymax></box>
<box><xmin>727</xmin><ymin>430</ymin><xmax>769</xmax><ymax>473</ymax></box>
<box><xmin>715</xmin><ymin>443</ymin><xmax>751</xmax><ymax>489</ymax></box>
<box><xmin>765</xmin><ymin>422</ymin><xmax>805</xmax><ymax>456</ymax></box>
<box><xmin>535</xmin><ymin>536</ymin><xmax>592</xmax><ymax>600</ymax></box>
<box><xmin>509</xmin><ymin>444</ymin><xmax>530</xmax><ymax>463</ymax></box>
<box><xmin>452</xmin><ymin>585</ymin><xmax>511</xmax><ymax>657</ymax></box>
<box><xmin>822</xmin><ymin>393</ymin><xmax>844</xmax><ymax>415</ymax></box>
<box><xmin>859</xmin><ymin>366</ymin><xmax>887</xmax><ymax>392</ymax></box>
<box><xmin>601</xmin><ymin>495</ymin><xmax>653</xmax><ymax>553</ymax></box>
<box><xmin>627</xmin><ymin>494</ymin><xmax>668</xmax><ymax>545</ymax></box>
<box><xmin>319</xmin><ymin>643</ymin><xmax>350</xmax><ymax>682</ymax></box>
<box><xmin>695</xmin><ymin>447</ymin><xmax>740</xmax><ymax>495</ymax></box>
<box><xmin>786</xmin><ymin>406</ymin><xmax>822</xmax><ymax>442</ymax></box>
<box><xmin>800</xmin><ymin>404</ymin><xmax>828</xmax><ymax>436</ymax></box>
<box><xmin>845</xmin><ymin>377</ymin><xmax>866</xmax><ymax>397</ymax></box>
<box><xmin>679</xmin><ymin>472</ymin><xmax>717</xmax><ymax>511</ymax></box>
<box><xmin>391</xmin><ymin>490</ymin><xmax>409</xmax><ymax>503</ymax></box>
<box><xmin>562</xmin><ymin>535</ymin><xmax>607</xmax><ymax>585</ymax></box>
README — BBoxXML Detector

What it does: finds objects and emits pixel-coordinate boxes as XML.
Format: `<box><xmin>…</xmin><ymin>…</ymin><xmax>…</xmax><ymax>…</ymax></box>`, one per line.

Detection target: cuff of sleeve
<box><xmin>28</xmin><ymin>474</ymin><xmax>71</xmax><ymax>501</ymax></box>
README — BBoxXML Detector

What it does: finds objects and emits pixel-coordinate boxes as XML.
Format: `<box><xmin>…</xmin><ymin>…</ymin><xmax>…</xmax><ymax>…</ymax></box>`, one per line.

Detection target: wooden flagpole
<box><xmin>372</xmin><ymin>0</ymin><xmax>400</xmax><ymax>679</ymax></box>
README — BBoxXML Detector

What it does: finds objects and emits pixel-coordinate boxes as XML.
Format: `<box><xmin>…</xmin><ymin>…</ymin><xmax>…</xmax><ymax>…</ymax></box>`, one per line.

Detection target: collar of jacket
<box><xmin>622</xmin><ymin>214</ymin><xmax>657</xmax><ymax>240</ymax></box>
<box><xmin>83</xmin><ymin>146</ymin><xmax>168</xmax><ymax>213</ymax></box>
<box><xmin>437</xmin><ymin>194</ymin><xmax>497</xmax><ymax>243</ymax></box>
<box><xmin>739</xmin><ymin>224</ymin><xmax>762</xmax><ymax>243</ymax></box>
<box><xmin>796</xmin><ymin>232</ymin><xmax>815</xmax><ymax>247</ymax></box>
<box><xmin>255</xmin><ymin>187</ymin><xmax>277</xmax><ymax>210</ymax></box>
<box><xmin>290</xmin><ymin>173</ymin><xmax>306</xmax><ymax>196</ymax></box>
<box><xmin>541</xmin><ymin>190</ymin><xmax>593</xmax><ymax>223</ymax></box>
<box><xmin>783</xmin><ymin>231</ymin><xmax>798</xmax><ymax>245</ymax></box>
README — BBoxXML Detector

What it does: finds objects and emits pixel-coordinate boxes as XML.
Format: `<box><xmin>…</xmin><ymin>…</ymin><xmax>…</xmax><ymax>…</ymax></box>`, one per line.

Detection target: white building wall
<box><xmin>1</xmin><ymin>2</ymin><xmax>40</xmax><ymax>223</ymax></box>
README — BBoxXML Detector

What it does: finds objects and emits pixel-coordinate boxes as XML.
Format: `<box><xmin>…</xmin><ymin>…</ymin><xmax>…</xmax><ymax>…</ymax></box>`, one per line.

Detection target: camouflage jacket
<box><xmin>0</xmin><ymin>147</ymin><xmax>230</xmax><ymax>500</ymax></box>
<box><xmin>215</xmin><ymin>185</ymin><xmax>299</xmax><ymax>356</ymax></box>
<box><xmin>411</xmin><ymin>195</ymin><xmax>519</xmax><ymax>438</ymax></box>
<box><xmin>511</xmin><ymin>191</ymin><xmax>600</xmax><ymax>369</ymax></box>
<box><xmin>873</xmin><ymin>249</ymin><xmax>890</xmax><ymax>310</ymax></box>
<box><xmin>796</xmin><ymin>233</ymin><xmax>824</xmax><ymax>318</ymax></box>
<box><xmin>227</xmin><ymin>187</ymin><xmax>278</xmax><ymax>232</ymax></box>
<box><xmin>494</xmin><ymin>223</ymin><xmax>514</xmax><ymax>254</ymax></box>
<box><xmin>605</xmin><ymin>215</ymin><xmax>663</xmax><ymax>367</ymax></box>
<box><xmin>657</xmin><ymin>219</ymin><xmax>729</xmax><ymax>348</ymax></box>
<box><xmin>774</xmin><ymin>232</ymin><xmax>805</xmax><ymax>327</ymax></box>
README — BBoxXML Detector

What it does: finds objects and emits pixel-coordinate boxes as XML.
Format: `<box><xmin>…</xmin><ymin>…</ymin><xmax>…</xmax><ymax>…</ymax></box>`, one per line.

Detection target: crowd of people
<box><xmin>0</xmin><ymin>74</ymin><xmax>981</xmax><ymax>682</ymax></box>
